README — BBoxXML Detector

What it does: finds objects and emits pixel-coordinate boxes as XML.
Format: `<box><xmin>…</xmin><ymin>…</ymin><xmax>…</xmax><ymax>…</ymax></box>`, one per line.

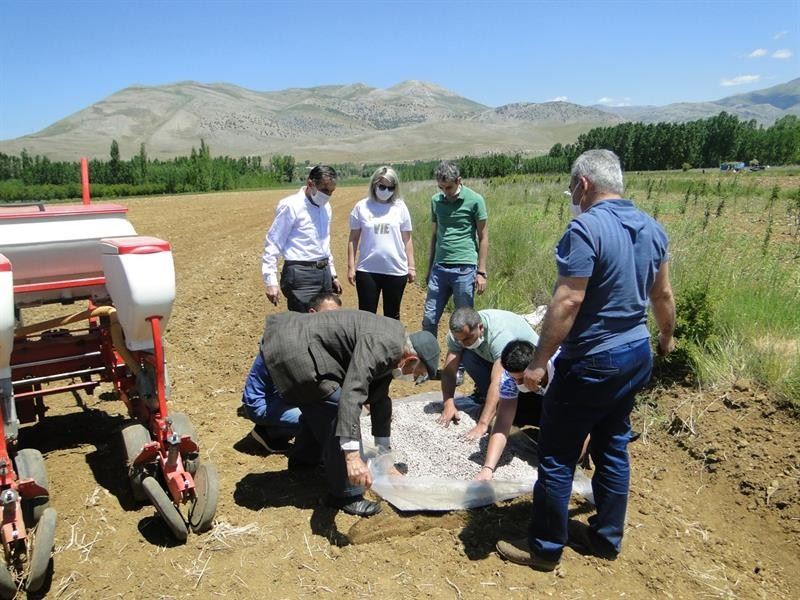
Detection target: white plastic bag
<box><xmin>366</xmin><ymin>449</ymin><xmax>594</xmax><ymax>512</ymax></box>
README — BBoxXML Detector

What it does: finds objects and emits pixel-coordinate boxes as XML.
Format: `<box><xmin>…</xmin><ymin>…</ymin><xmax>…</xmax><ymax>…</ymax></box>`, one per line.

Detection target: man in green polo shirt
<box><xmin>422</xmin><ymin>161</ymin><xmax>489</xmax><ymax>339</ymax></box>
<box><xmin>438</xmin><ymin>307</ymin><xmax>539</xmax><ymax>437</ymax></box>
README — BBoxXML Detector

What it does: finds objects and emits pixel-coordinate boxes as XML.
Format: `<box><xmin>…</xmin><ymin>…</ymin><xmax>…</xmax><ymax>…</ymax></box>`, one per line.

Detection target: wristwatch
<box><xmin>477</xmin><ymin>271</ymin><xmax>487</xmax><ymax>278</ymax></box>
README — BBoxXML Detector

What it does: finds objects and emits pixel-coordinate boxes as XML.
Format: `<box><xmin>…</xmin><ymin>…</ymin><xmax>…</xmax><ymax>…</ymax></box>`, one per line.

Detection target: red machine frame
<box><xmin>1</xmin><ymin>158</ymin><xmax>215</xmax><ymax>551</ymax></box>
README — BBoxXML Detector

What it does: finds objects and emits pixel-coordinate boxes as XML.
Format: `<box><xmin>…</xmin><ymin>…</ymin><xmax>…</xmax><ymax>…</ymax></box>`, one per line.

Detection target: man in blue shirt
<box><xmin>497</xmin><ymin>150</ymin><xmax>676</xmax><ymax>571</ymax></box>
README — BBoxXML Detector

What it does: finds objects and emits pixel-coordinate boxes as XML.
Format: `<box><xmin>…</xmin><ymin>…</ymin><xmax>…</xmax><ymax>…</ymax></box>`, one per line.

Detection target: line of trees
<box><xmin>551</xmin><ymin>113</ymin><xmax>800</xmax><ymax>171</ymax></box>
<box><xmin>0</xmin><ymin>140</ymin><xmax>298</xmax><ymax>201</ymax></box>
<box><xmin>0</xmin><ymin>112</ymin><xmax>797</xmax><ymax>201</ymax></box>
<box><xmin>361</xmin><ymin>114</ymin><xmax>798</xmax><ymax>183</ymax></box>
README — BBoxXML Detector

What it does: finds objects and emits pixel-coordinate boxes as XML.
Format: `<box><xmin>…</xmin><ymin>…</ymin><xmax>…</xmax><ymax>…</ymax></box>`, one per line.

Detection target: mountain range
<box><xmin>1</xmin><ymin>78</ymin><xmax>797</xmax><ymax>163</ymax></box>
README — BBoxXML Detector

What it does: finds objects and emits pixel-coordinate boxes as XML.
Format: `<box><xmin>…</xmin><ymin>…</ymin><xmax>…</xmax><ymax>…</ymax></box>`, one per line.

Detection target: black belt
<box><xmin>285</xmin><ymin>259</ymin><xmax>329</xmax><ymax>269</ymax></box>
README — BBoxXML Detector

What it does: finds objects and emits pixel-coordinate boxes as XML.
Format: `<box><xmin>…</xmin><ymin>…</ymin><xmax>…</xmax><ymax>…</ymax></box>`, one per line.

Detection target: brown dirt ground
<box><xmin>15</xmin><ymin>187</ymin><xmax>800</xmax><ymax>599</ymax></box>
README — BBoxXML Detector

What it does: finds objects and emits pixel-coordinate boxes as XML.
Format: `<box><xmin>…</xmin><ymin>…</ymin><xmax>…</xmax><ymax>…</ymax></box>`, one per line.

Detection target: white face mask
<box><xmin>311</xmin><ymin>189</ymin><xmax>331</xmax><ymax>206</ymax></box>
<box><xmin>392</xmin><ymin>359</ymin><xmax>418</xmax><ymax>382</ymax></box>
<box><xmin>464</xmin><ymin>335</ymin><xmax>484</xmax><ymax>350</ymax></box>
<box><xmin>568</xmin><ymin>181</ymin><xmax>583</xmax><ymax>217</ymax></box>
<box><xmin>392</xmin><ymin>368</ymin><xmax>415</xmax><ymax>382</ymax></box>
<box><xmin>375</xmin><ymin>187</ymin><xmax>394</xmax><ymax>202</ymax></box>
<box><xmin>516</xmin><ymin>383</ymin><xmax>531</xmax><ymax>393</ymax></box>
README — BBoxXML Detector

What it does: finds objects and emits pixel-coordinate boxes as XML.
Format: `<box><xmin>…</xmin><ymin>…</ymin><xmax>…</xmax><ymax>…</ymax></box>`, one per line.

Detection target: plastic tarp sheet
<box><xmin>364</xmin><ymin>392</ymin><xmax>594</xmax><ymax>512</ymax></box>
<box><xmin>369</xmin><ymin>452</ymin><xmax>594</xmax><ymax>512</ymax></box>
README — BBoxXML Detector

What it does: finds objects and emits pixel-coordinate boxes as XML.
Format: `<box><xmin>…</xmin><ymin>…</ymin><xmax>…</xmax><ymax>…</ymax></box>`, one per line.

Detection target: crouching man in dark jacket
<box><xmin>261</xmin><ymin>309</ymin><xmax>440</xmax><ymax>517</ymax></box>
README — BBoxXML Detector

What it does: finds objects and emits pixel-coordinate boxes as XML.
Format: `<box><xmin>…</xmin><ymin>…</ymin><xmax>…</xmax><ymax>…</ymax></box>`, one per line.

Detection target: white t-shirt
<box><xmin>349</xmin><ymin>198</ymin><xmax>413</xmax><ymax>276</ymax></box>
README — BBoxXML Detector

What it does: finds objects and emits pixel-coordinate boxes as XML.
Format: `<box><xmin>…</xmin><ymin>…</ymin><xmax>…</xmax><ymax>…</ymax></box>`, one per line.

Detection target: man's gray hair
<box><xmin>308</xmin><ymin>165</ymin><xmax>337</xmax><ymax>185</ymax></box>
<box><xmin>435</xmin><ymin>161</ymin><xmax>460</xmax><ymax>183</ymax></box>
<box><xmin>571</xmin><ymin>149</ymin><xmax>624</xmax><ymax>196</ymax></box>
<box><xmin>368</xmin><ymin>166</ymin><xmax>401</xmax><ymax>202</ymax></box>
<box><xmin>449</xmin><ymin>307</ymin><xmax>481</xmax><ymax>333</ymax></box>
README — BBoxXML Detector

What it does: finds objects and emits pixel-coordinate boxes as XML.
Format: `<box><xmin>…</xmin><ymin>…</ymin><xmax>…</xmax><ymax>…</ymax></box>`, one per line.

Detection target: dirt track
<box><xmin>19</xmin><ymin>188</ymin><xmax>800</xmax><ymax>599</ymax></box>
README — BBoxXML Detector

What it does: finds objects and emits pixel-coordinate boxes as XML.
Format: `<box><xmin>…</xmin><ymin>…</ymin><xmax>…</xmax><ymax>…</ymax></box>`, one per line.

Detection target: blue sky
<box><xmin>0</xmin><ymin>0</ymin><xmax>797</xmax><ymax>140</ymax></box>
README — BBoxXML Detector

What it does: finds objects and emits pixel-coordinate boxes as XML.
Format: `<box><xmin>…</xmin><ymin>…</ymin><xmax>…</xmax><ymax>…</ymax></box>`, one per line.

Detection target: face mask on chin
<box><xmin>448</xmin><ymin>184</ymin><xmax>462</xmax><ymax>201</ymax></box>
<box><xmin>516</xmin><ymin>383</ymin><xmax>531</xmax><ymax>393</ymax></box>
<box><xmin>464</xmin><ymin>335</ymin><xmax>484</xmax><ymax>350</ymax></box>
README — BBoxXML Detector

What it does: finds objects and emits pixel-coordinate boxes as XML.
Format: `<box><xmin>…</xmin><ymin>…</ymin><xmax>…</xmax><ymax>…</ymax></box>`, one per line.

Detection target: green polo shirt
<box><xmin>446</xmin><ymin>309</ymin><xmax>539</xmax><ymax>363</ymax></box>
<box><xmin>431</xmin><ymin>185</ymin><xmax>488</xmax><ymax>265</ymax></box>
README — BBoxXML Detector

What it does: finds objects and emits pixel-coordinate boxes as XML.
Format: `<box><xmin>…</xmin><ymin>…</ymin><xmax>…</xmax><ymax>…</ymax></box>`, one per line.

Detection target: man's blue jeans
<box><xmin>422</xmin><ymin>263</ymin><xmax>476</xmax><ymax>335</ymax></box>
<box><xmin>529</xmin><ymin>338</ymin><xmax>653</xmax><ymax>561</ymax></box>
<box><xmin>241</xmin><ymin>351</ymin><xmax>301</xmax><ymax>439</ymax></box>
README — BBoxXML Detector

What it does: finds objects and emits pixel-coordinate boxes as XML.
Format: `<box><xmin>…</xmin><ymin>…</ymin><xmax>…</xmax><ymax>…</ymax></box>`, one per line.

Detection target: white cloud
<box><xmin>551</xmin><ymin>95</ymin><xmax>568</xmax><ymax>102</ymax></box>
<box><xmin>721</xmin><ymin>74</ymin><xmax>761</xmax><ymax>87</ymax></box>
<box><xmin>772</xmin><ymin>48</ymin><xmax>793</xmax><ymax>59</ymax></box>
<box><xmin>748</xmin><ymin>48</ymin><xmax>768</xmax><ymax>58</ymax></box>
<box><xmin>596</xmin><ymin>96</ymin><xmax>632</xmax><ymax>107</ymax></box>
<box><xmin>774</xmin><ymin>30</ymin><xmax>788</xmax><ymax>39</ymax></box>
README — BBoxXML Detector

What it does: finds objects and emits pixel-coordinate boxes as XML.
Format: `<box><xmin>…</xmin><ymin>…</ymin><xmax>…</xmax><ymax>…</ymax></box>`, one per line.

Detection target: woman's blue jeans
<box><xmin>529</xmin><ymin>338</ymin><xmax>653</xmax><ymax>561</ymax></box>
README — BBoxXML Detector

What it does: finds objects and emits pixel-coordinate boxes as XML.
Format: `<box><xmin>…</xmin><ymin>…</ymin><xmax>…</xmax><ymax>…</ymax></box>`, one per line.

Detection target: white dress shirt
<box><xmin>261</xmin><ymin>186</ymin><xmax>336</xmax><ymax>286</ymax></box>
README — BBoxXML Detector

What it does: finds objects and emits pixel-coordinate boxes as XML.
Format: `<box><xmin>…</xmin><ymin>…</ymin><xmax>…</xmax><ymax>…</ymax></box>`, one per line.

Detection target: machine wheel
<box><xmin>27</xmin><ymin>506</ymin><xmax>56</xmax><ymax>593</ymax></box>
<box><xmin>142</xmin><ymin>477</ymin><xmax>188</xmax><ymax>542</ymax></box>
<box><xmin>0</xmin><ymin>565</ymin><xmax>15</xmax><ymax>600</ymax></box>
<box><xmin>15</xmin><ymin>448</ymin><xmax>49</xmax><ymax>527</ymax></box>
<box><xmin>189</xmin><ymin>462</ymin><xmax>219</xmax><ymax>534</ymax></box>
<box><xmin>121</xmin><ymin>423</ymin><xmax>151</xmax><ymax>503</ymax></box>
<box><xmin>169</xmin><ymin>412</ymin><xmax>199</xmax><ymax>475</ymax></box>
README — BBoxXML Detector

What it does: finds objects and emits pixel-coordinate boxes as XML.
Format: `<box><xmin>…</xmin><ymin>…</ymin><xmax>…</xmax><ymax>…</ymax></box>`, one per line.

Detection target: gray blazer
<box><xmin>260</xmin><ymin>310</ymin><xmax>406</xmax><ymax>441</ymax></box>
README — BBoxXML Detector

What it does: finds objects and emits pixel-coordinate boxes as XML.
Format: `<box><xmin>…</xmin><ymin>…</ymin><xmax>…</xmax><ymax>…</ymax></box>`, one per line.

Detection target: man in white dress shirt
<box><xmin>262</xmin><ymin>165</ymin><xmax>343</xmax><ymax>311</ymax></box>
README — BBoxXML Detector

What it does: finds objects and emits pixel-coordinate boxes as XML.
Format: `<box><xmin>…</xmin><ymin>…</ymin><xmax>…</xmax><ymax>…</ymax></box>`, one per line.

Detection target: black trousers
<box><xmin>293</xmin><ymin>375</ymin><xmax>392</xmax><ymax>499</ymax></box>
<box><xmin>280</xmin><ymin>263</ymin><xmax>333</xmax><ymax>312</ymax></box>
<box><xmin>355</xmin><ymin>270</ymin><xmax>407</xmax><ymax>320</ymax></box>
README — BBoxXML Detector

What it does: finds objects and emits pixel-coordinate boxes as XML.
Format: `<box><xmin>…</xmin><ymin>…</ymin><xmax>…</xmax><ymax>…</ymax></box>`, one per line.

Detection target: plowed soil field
<box><xmin>18</xmin><ymin>187</ymin><xmax>800</xmax><ymax>599</ymax></box>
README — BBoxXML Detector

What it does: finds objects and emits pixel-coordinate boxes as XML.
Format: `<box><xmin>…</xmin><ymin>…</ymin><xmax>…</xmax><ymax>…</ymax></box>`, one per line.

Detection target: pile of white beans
<box><xmin>361</xmin><ymin>398</ymin><xmax>538</xmax><ymax>482</ymax></box>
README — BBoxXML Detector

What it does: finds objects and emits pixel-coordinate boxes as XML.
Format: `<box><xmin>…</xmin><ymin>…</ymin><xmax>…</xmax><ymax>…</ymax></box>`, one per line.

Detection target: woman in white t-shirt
<box><xmin>346</xmin><ymin>166</ymin><xmax>415</xmax><ymax>320</ymax></box>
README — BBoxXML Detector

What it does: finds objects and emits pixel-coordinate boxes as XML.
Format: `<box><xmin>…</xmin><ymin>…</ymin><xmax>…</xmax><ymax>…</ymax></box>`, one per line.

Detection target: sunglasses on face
<box><xmin>377</xmin><ymin>184</ymin><xmax>395</xmax><ymax>192</ymax></box>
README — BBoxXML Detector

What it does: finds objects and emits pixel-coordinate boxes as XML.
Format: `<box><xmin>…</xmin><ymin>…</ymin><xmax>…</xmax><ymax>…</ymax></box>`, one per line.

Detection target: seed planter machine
<box><xmin>0</xmin><ymin>160</ymin><xmax>218</xmax><ymax>594</ymax></box>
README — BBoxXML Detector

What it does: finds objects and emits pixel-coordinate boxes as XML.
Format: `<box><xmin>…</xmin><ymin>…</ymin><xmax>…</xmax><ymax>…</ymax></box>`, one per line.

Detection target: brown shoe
<box><xmin>496</xmin><ymin>538</ymin><xmax>560</xmax><ymax>572</ymax></box>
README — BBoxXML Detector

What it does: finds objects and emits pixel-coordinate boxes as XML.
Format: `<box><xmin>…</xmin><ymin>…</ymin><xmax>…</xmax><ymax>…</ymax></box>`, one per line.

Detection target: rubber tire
<box><xmin>169</xmin><ymin>412</ymin><xmax>199</xmax><ymax>475</ymax></box>
<box><xmin>141</xmin><ymin>476</ymin><xmax>188</xmax><ymax>542</ymax></box>
<box><xmin>27</xmin><ymin>506</ymin><xmax>56</xmax><ymax>593</ymax></box>
<box><xmin>189</xmin><ymin>462</ymin><xmax>219</xmax><ymax>534</ymax></box>
<box><xmin>121</xmin><ymin>423</ymin><xmax>151</xmax><ymax>503</ymax></box>
<box><xmin>15</xmin><ymin>448</ymin><xmax>49</xmax><ymax>527</ymax></box>
<box><xmin>0</xmin><ymin>565</ymin><xmax>15</xmax><ymax>600</ymax></box>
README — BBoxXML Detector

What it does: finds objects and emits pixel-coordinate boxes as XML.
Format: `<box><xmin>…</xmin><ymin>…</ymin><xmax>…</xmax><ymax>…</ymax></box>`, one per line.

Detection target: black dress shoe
<box><xmin>250</xmin><ymin>426</ymin><xmax>292</xmax><ymax>453</ymax></box>
<box><xmin>567</xmin><ymin>520</ymin><xmax>618</xmax><ymax>560</ymax></box>
<box><xmin>324</xmin><ymin>494</ymin><xmax>381</xmax><ymax>517</ymax></box>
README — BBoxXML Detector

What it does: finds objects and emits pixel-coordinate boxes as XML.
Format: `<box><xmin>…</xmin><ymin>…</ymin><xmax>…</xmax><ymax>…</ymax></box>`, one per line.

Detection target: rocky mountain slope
<box><xmin>1</xmin><ymin>78</ymin><xmax>797</xmax><ymax>162</ymax></box>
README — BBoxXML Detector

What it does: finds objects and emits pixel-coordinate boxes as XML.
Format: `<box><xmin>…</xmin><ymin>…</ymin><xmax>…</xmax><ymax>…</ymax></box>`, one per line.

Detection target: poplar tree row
<box><xmin>0</xmin><ymin>112</ymin><xmax>797</xmax><ymax>201</ymax></box>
